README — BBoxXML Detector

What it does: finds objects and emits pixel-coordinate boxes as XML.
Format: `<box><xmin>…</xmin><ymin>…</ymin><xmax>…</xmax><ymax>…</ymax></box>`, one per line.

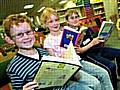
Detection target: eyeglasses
<box><xmin>69</xmin><ymin>16</ymin><xmax>79</xmax><ymax>19</ymax></box>
<box><xmin>12</xmin><ymin>30</ymin><xmax>34</xmax><ymax>39</ymax></box>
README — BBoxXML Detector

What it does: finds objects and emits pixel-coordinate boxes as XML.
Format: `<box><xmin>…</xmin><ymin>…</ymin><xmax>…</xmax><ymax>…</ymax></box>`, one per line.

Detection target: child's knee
<box><xmin>90</xmin><ymin>76</ymin><xmax>101</xmax><ymax>90</ymax></box>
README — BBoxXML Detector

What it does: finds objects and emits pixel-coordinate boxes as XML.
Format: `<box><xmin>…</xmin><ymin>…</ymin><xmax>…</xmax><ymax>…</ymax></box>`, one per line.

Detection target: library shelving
<box><xmin>91</xmin><ymin>1</ymin><xmax>106</xmax><ymax>21</ymax></box>
<box><xmin>57</xmin><ymin>1</ymin><xmax>106</xmax><ymax>24</ymax></box>
<box><xmin>57</xmin><ymin>4</ymin><xmax>86</xmax><ymax>24</ymax></box>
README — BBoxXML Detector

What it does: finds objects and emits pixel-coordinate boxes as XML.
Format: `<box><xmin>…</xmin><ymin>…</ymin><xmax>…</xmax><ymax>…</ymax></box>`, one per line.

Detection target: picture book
<box><xmin>34</xmin><ymin>55</ymin><xmax>81</xmax><ymax>89</ymax></box>
<box><xmin>98</xmin><ymin>21</ymin><xmax>114</xmax><ymax>40</ymax></box>
<box><xmin>60</xmin><ymin>26</ymin><xmax>85</xmax><ymax>48</ymax></box>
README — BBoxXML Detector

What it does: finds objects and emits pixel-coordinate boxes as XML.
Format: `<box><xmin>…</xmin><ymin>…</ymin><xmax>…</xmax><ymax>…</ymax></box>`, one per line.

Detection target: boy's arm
<box><xmin>75</xmin><ymin>37</ymin><xmax>105</xmax><ymax>54</ymax></box>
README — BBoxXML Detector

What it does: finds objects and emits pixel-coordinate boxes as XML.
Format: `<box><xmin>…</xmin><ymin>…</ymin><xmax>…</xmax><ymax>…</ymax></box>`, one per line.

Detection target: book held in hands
<box><xmin>60</xmin><ymin>26</ymin><xmax>85</xmax><ymax>48</ymax></box>
<box><xmin>34</xmin><ymin>55</ymin><xmax>81</xmax><ymax>89</ymax></box>
<box><xmin>98</xmin><ymin>21</ymin><xmax>114</xmax><ymax>40</ymax></box>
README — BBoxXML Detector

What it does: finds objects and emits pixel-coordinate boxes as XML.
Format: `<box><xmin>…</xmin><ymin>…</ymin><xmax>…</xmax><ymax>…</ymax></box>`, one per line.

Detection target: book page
<box><xmin>98</xmin><ymin>21</ymin><xmax>114</xmax><ymax>40</ymax></box>
<box><xmin>63</xmin><ymin>41</ymin><xmax>81</xmax><ymax>61</ymax></box>
<box><xmin>35</xmin><ymin>56</ymin><xmax>81</xmax><ymax>89</ymax></box>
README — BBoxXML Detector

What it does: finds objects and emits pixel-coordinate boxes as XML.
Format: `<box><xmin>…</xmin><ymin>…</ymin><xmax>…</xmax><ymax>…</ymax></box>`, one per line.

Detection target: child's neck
<box><xmin>50</xmin><ymin>30</ymin><xmax>61</xmax><ymax>36</ymax></box>
<box><xmin>19</xmin><ymin>48</ymin><xmax>37</xmax><ymax>55</ymax></box>
<box><xmin>69</xmin><ymin>25</ymin><xmax>78</xmax><ymax>30</ymax></box>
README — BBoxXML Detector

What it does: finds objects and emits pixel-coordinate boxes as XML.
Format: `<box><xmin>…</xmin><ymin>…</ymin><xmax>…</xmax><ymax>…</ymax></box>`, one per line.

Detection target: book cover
<box><xmin>60</xmin><ymin>26</ymin><xmax>84</xmax><ymax>48</ymax></box>
<box><xmin>34</xmin><ymin>55</ymin><xmax>81</xmax><ymax>89</ymax></box>
<box><xmin>98</xmin><ymin>21</ymin><xmax>114</xmax><ymax>40</ymax></box>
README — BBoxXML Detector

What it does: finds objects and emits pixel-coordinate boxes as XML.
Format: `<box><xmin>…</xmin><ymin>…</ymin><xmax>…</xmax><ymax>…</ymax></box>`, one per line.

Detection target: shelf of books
<box><xmin>57</xmin><ymin>4</ymin><xmax>86</xmax><ymax>24</ymax></box>
<box><xmin>91</xmin><ymin>1</ymin><xmax>106</xmax><ymax>21</ymax></box>
<box><xmin>57</xmin><ymin>0</ymin><xmax>102</xmax><ymax>35</ymax></box>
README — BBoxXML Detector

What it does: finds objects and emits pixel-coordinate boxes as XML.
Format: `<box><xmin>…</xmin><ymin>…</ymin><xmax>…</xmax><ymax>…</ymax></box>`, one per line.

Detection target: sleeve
<box><xmin>80</xmin><ymin>28</ymin><xmax>93</xmax><ymax>47</ymax></box>
<box><xmin>8</xmin><ymin>73</ymin><xmax>24</xmax><ymax>89</ymax></box>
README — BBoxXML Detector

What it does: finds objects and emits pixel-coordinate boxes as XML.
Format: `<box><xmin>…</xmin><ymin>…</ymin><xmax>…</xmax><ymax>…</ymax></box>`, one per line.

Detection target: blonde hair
<box><xmin>3</xmin><ymin>14</ymin><xmax>33</xmax><ymax>37</ymax></box>
<box><xmin>40</xmin><ymin>7</ymin><xmax>59</xmax><ymax>25</ymax></box>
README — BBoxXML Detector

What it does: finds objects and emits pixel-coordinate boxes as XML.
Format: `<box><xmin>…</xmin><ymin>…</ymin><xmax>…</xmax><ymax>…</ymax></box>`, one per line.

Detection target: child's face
<box><xmin>67</xmin><ymin>13</ymin><xmax>79</xmax><ymax>27</ymax></box>
<box><xmin>46</xmin><ymin>14</ymin><xmax>60</xmax><ymax>32</ymax></box>
<box><xmin>10</xmin><ymin>22</ymin><xmax>35</xmax><ymax>49</ymax></box>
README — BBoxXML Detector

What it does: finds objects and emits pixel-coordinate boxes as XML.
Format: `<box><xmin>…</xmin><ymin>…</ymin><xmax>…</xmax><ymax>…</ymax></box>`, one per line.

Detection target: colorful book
<box><xmin>60</xmin><ymin>26</ymin><xmax>86</xmax><ymax>48</ymax></box>
<box><xmin>98</xmin><ymin>21</ymin><xmax>114</xmax><ymax>40</ymax></box>
<box><xmin>34</xmin><ymin>55</ymin><xmax>81</xmax><ymax>89</ymax></box>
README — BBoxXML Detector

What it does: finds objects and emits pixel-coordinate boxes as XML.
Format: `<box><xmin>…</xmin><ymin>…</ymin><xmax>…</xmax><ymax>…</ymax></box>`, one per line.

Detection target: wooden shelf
<box><xmin>95</xmin><ymin>12</ymin><xmax>105</xmax><ymax>15</ymax></box>
<box><xmin>92</xmin><ymin>1</ymin><xmax>106</xmax><ymax>20</ymax></box>
<box><xmin>93</xmin><ymin>6</ymin><xmax>104</xmax><ymax>10</ymax></box>
<box><xmin>91</xmin><ymin>1</ymin><xmax>103</xmax><ymax>4</ymax></box>
<box><xmin>57</xmin><ymin>5</ymin><xmax>84</xmax><ymax>12</ymax></box>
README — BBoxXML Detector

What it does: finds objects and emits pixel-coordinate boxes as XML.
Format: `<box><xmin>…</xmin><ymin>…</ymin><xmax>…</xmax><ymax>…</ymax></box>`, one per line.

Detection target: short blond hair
<box><xmin>40</xmin><ymin>7</ymin><xmax>59</xmax><ymax>25</ymax></box>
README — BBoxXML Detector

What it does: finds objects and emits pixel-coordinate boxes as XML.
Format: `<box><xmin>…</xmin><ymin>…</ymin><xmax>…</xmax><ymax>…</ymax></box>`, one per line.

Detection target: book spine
<box><xmin>75</xmin><ymin>33</ymin><xmax>81</xmax><ymax>46</ymax></box>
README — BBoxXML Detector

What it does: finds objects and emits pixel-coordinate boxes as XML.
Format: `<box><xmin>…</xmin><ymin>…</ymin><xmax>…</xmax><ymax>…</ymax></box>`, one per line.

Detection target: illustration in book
<box><xmin>60</xmin><ymin>26</ymin><xmax>85</xmax><ymax>48</ymax></box>
<box><xmin>98</xmin><ymin>21</ymin><xmax>114</xmax><ymax>40</ymax></box>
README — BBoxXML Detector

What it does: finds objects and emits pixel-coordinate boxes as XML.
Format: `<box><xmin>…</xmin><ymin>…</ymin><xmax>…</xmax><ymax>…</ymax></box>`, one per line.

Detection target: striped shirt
<box><xmin>6</xmin><ymin>48</ymin><xmax>52</xmax><ymax>89</ymax></box>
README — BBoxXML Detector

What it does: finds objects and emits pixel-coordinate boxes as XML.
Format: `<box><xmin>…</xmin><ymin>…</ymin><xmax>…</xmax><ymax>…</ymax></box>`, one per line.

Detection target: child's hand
<box><xmin>90</xmin><ymin>37</ymin><xmax>105</xmax><ymax>46</ymax></box>
<box><xmin>23</xmin><ymin>81</ymin><xmax>38</xmax><ymax>90</ymax></box>
<box><xmin>74</xmin><ymin>46</ymin><xmax>81</xmax><ymax>54</ymax></box>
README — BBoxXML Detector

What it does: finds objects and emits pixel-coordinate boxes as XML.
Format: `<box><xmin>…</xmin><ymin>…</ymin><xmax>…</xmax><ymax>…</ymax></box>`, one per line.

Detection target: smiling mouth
<box><xmin>53</xmin><ymin>26</ymin><xmax>58</xmax><ymax>28</ymax></box>
<box><xmin>23</xmin><ymin>39</ymin><xmax>32</xmax><ymax>44</ymax></box>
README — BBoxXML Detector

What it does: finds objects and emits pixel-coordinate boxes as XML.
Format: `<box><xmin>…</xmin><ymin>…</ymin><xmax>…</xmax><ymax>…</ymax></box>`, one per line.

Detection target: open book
<box><xmin>34</xmin><ymin>55</ymin><xmax>81</xmax><ymax>89</ymax></box>
<box><xmin>60</xmin><ymin>26</ymin><xmax>86</xmax><ymax>48</ymax></box>
<box><xmin>98</xmin><ymin>21</ymin><xmax>114</xmax><ymax>40</ymax></box>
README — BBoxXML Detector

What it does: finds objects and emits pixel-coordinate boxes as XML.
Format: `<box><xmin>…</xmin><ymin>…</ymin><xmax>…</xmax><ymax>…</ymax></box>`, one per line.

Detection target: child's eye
<box><xmin>26</xmin><ymin>31</ymin><xmax>33</xmax><ymax>35</ymax></box>
<box><xmin>70</xmin><ymin>16</ymin><xmax>79</xmax><ymax>19</ymax></box>
<box><xmin>48</xmin><ymin>20</ymin><xmax>53</xmax><ymax>23</ymax></box>
<box><xmin>55</xmin><ymin>18</ymin><xmax>59</xmax><ymax>21</ymax></box>
<box><xmin>16</xmin><ymin>33</ymin><xmax>24</xmax><ymax>38</ymax></box>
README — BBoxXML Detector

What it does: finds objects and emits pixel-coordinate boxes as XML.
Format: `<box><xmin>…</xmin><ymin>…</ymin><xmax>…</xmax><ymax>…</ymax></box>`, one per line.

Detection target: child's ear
<box><xmin>66</xmin><ymin>21</ymin><xmax>69</xmax><ymax>25</ymax></box>
<box><xmin>5</xmin><ymin>36</ymin><xmax>15</xmax><ymax>45</ymax></box>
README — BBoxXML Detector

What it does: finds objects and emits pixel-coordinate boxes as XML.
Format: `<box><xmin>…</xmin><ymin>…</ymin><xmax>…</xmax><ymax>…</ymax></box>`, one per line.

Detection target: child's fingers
<box><xmin>23</xmin><ymin>81</ymin><xmax>39</xmax><ymax>90</ymax></box>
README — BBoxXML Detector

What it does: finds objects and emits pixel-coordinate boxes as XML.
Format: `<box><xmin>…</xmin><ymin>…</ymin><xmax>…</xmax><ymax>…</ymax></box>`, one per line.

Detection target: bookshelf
<box><xmin>56</xmin><ymin>0</ymin><xmax>102</xmax><ymax>37</ymax></box>
<box><xmin>57</xmin><ymin>5</ymin><xmax>86</xmax><ymax>24</ymax></box>
<box><xmin>91</xmin><ymin>1</ymin><xmax>106</xmax><ymax>21</ymax></box>
<box><xmin>57</xmin><ymin>2</ymin><xmax>106</xmax><ymax>23</ymax></box>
